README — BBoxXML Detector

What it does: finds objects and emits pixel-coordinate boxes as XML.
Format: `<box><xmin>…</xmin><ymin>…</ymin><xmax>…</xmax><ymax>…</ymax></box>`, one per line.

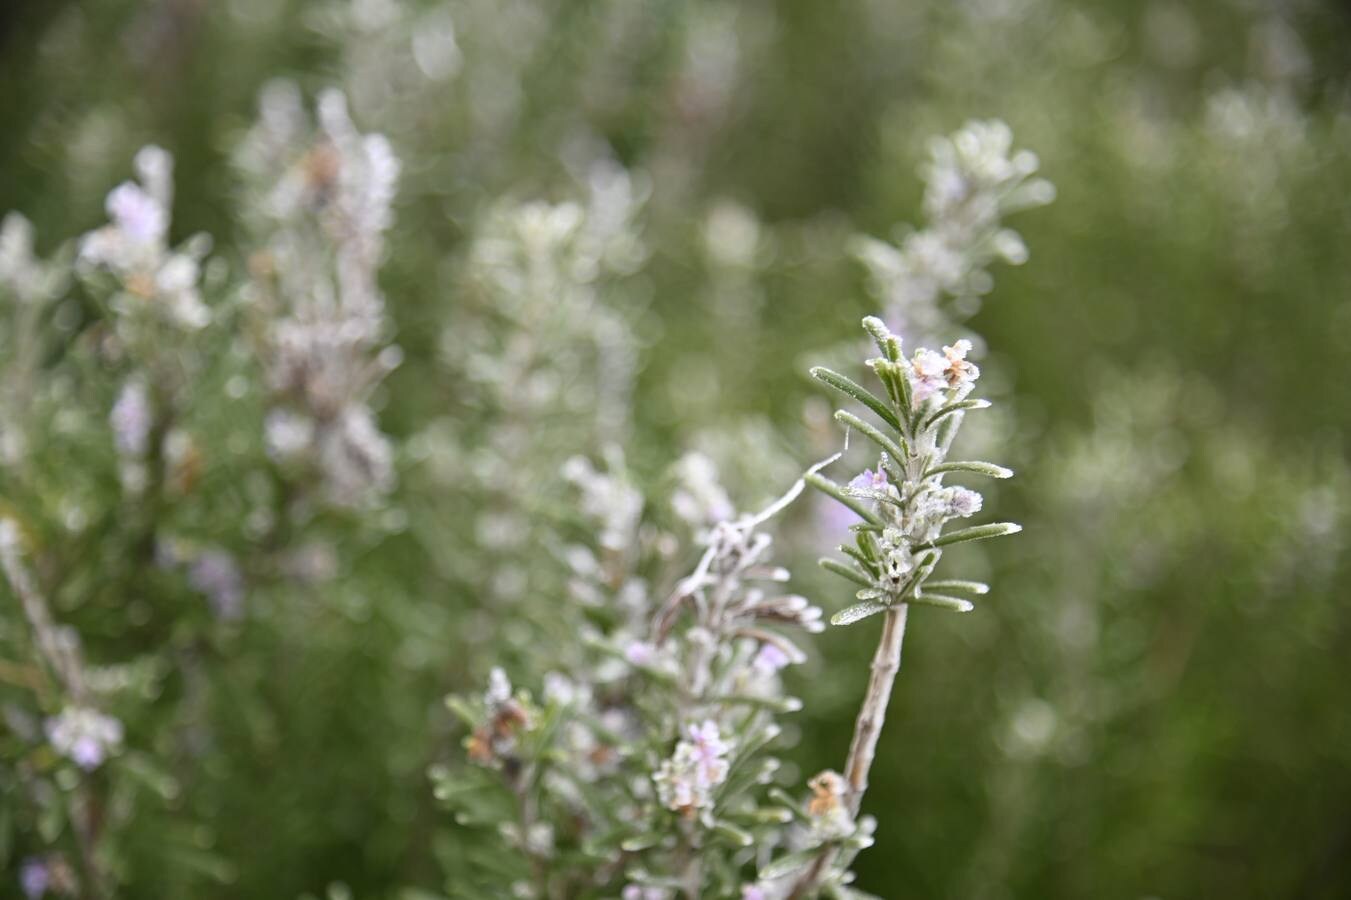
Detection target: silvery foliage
<box><xmin>0</xmin><ymin>83</ymin><xmax>407</xmax><ymax>895</ymax></box>
<box><xmin>0</xmin><ymin>213</ymin><xmax>69</xmax><ymax>468</ymax></box>
<box><xmin>853</xmin><ymin>120</ymin><xmax>1054</xmax><ymax>341</ymax></box>
<box><xmin>805</xmin><ymin>318</ymin><xmax>1017</xmax><ymax>627</ymax></box>
<box><xmin>235</xmin><ymin>81</ymin><xmax>402</xmax><ymax>510</ymax></box>
<box><xmin>437</xmin><ymin>450</ymin><xmax>834</xmax><ymax>898</ymax></box>
<box><xmin>412</xmin><ymin>164</ymin><xmax>647</xmax><ymax>650</ymax></box>
<box><xmin>432</xmin><ymin>120</ymin><xmax>1046</xmax><ymax>898</ymax></box>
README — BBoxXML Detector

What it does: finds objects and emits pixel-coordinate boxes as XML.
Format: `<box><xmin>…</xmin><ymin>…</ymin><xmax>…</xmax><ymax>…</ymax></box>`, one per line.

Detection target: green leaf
<box><xmin>708</xmin><ymin>693</ymin><xmax>803</xmax><ymax>714</ymax></box>
<box><xmin>819</xmin><ymin>557</ymin><xmax>874</xmax><ymax>589</ymax></box>
<box><xmin>759</xmin><ymin>848</ymin><xmax>822</xmax><ymax>881</ymax></box>
<box><xmin>924</xmin><ymin>579</ymin><xmax>989</xmax><ymax>595</ymax></box>
<box><xmin>831</xmin><ymin>600</ymin><xmax>888</xmax><ymax>626</ymax></box>
<box><xmin>119</xmin><ymin>752</ymin><xmax>181</xmax><ymax>801</ymax></box>
<box><xmin>620</xmin><ymin>833</ymin><xmax>662</xmax><ymax>852</ymax></box>
<box><xmin>911</xmin><ymin>593</ymin><xmax>975</xmax><ymax>612</ymax></box>
<box><xmin>726</xmin><ymin>806</ymin><xmax>795</xmax><ymax>826</ymax></box>
<box><xmin>924</xmin><ymin>460</ymin><xmax>1013</xmax><ymax>479</ymax></box>
<box><xmin>834</xmin><ymin>410</ymin><xmax>908</xmax><ymax>461</ymax></box>
<box><xmin>923</xmin><ymin>398</ymin><xmax>991</xmax><ymax>429</ymax></box>
<box><xmin>713</xmin><ymin>820</ymin><xmax>755</xmax><ymax>847</ymax></box>
<box><xmin>806</xmin><ymin>472</ymin><xmax>885</xmax><ymax>527</ymax></box>
<box><xmin>767</xmin><ymin>787</ymin><xmax>805</xmax><ymax>819</ymax></box>
<box><xmin>840</xmin><ymin>544</ymin><xmax>879</xmax><ymax>576</ymax></box>
<box><xmin>809</xmin><ymin>366</ymin><xmax>902</xmax><ymax>433</ymax></box>
<box><xmin>444</xmin><ymin>695</ymin><xmax>479</xmax><ymax>728</ymax></box>
<box><xmin>861</xmin><ymin>316</ymin><xmax>900</xmax><ymax>361</ymax></box>
<box><xmin>927</xmin><ymin>522</ymin><xmax>1022</xmax><ymax>547</ymax></box>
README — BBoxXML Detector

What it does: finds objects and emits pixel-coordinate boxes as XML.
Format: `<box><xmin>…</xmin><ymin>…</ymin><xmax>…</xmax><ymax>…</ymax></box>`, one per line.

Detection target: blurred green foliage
<box><xmin>2</xmin><ymin>0</ymin><xmax>1350</xmax><ymax>898</ymax></box>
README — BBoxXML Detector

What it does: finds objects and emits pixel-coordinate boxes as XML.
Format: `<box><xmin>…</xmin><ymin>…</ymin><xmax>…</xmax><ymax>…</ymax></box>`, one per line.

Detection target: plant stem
<box><xmin>789</xmin><ymin>603</ymin><xmax>909</xmax><ymax>898</ymax></box>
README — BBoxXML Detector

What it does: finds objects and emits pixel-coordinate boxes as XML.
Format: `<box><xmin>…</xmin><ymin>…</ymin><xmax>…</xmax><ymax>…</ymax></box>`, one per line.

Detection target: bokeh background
<box><xmin>2</xmin><ymin>0</ymin><xmax>1350</xmax><ymax>897</ymax></box>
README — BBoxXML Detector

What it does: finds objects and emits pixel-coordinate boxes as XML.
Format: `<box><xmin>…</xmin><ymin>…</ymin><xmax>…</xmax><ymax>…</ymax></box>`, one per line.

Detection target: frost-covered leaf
<box><xmin>925</xmin><ymin>460</ymin><xmax>1013</xmax><ymax>479</ymax></box>
<box><xmin>928</xmin><ymin>522</ymin><xmax>1022</xmax><ymax>547</ymax></box>
<box><xmin>831</xmin><ymin>600</ymin><xmax>889</xmax><ymax>626</ymax></box>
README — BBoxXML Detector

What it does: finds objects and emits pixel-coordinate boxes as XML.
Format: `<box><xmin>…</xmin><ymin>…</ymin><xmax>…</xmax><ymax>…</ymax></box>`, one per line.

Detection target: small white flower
<box><xmin>908</xmin><ymin>347</ymin><xmax>949</xmax><ymax>405</ymax></box>
<box><xmin>946</xmin><ymin>486</ymin><xmax>983</xmax><ymax>518</ymax></box>
<box><xmin>752</xmin><ymin>642</ymin><xmax>792</xmax><ymax>675</ymax></box>
<box><xmin>44</xmin><ymin>706</ymin><xmax>123</xmax><ymax>771</ymax></box>
<box><xmin>654</xmin><ymin>720</ymin><xmax>733</xmax><ymax>814</ymax></box>
<box><xmin>105</xmin><ymin>182</ymin><xmax>166</xmax><ymax>246</ymax></box>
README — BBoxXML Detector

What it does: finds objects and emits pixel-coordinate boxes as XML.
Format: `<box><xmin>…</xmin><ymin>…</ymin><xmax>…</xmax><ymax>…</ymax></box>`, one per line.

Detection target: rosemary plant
<box><xmin>777</xmin><ymin>317</ymin><xmax>1021</xmax><ymax>896</ymax></box>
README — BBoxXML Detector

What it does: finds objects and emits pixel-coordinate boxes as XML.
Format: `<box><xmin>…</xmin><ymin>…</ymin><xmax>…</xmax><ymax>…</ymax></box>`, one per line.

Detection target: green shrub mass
<box><xmin>1</xmin><ymin>1</ymin><xmax>1349</xmax><ymax>897</ymax></box>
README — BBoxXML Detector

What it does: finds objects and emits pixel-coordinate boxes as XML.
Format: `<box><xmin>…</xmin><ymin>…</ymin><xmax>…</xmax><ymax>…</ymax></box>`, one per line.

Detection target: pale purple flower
<box><xmin>654</xmin><ymin>721</ymin><xmax>733</xmax><ymax>812</ymax></box>
<box><xmin>623</xmin><ymin>640</ymin><xmax>657</xmax><ymax>667</ymax></box>
<box><xmin>19</xmin><ymin>858</ymin><xmax>48</xmax><ymax>899</ymax></box>
<box><xmin>44</xmin><ymin>706</ymin><xmax>123</xmax><ymax>771</ymax></box>
<box><xmin>753</xmin><ymin>642</ymin><xmax>792</xmax><ymax>675</ymax></box>
<box><xmin>946</xmin><ymin>486</ymin><xmax>983</xmax><ymax>518</ymax></box>
<box><xmin>848</xmin><ymin>467</ymin><xmax>889</xmax><ymax>493</ymax></box>
<box><xmin>687</xmin><ymin>719</ymin><xmax>732</xmax><ymax>787</ymax></box>
<box><xmin>741</xmin><ymin>886</ymin><xmax>768</xmax><ymax>900</ymax></box>
<box><xmin>110</xmin><ymin>379</ymin><xmax>152</xmax><ymax>457</ymax></box>
<box><xmin>688</xmin><ymin>719</ymin><xmax>731</xmax><ymax>762</ymax></box>
<box><xmin>189</xmin><ymin>549</ymin><xmax>245</xmax><ymax>620</ymax></box>
<box><xmin>908</xmin><ymin>347</ymin><xmax>948</xmax><ymax>404</ymax></box>
<box><xmin>105</xmin><ymin>182</ymin><xmax>166</xmax><ymax>245</ymax></box>
<box><xmin>622</xmin><ymin>887</ymin><xmax>670</xmax><ymax>900</ymax></box>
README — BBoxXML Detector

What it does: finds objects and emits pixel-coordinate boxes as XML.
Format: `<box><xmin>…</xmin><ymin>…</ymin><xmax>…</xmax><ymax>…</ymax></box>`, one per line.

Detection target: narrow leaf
<box><xmin>927</xmin><ymin>522</ymin><xmax>1022</xmax><ymax>547</ymax></box>
<box><xmin>911</xmin><ymin>593</ymin><xmax>975</xmax><ymax>612</ymax></box>
<box><xmin>759</xmin><ymin>849</ymin><xmax>822</xmax><ymax>881</ymax></box>
<box><xmin>806</xmin><ymin>471</ymin><xmax>885</xmax><ymax>527</ymax></box>
<box><xmin>831</xmin><ymin>600</ymin><xmax>888</xmax><ymax>626</ymax></box>
<box><xmin>620</xmin><ymin>834</ymin><xmax>662</xmax><ymax>852</ymax></box>
<box><xmin>925</xmin><ymin>460</ymin><xmax>1014</xmax><ymax>479</ymax></box>
<box><xmin>713</xmin><ymin>820</ymin><xmax>755</xmax><ymax>847</ymax></box>
<box><xmin>840</xmin><ymin>544</ymin><xmax>879</xmax><ymax>576</ymax></box>
<box><xmin>924</xmin><ymin>579</ymin><xmax>989</xmax><ymax>595</ymax></box>
<box><xmin>818</xmin><ymin>557</ymin><xmax>873</xmax><ymax>589</ymax></box>
<box><xmin>923</xmin><ymin>398</ymin><xmax>991</xmax><ymax>429</ymax></box>
<box><xmin>809</xmin><ymin>366</ymin><xmax>903</xmax><ymax>433</ymax></box>
<box><xmin>767</xmin><ymin>787</ymin><xmax>805</xmax><ymax>819</ymax></box>
<box><xmin>444</xmin><ymin>696</ymin><xmax>479</xmax><ymax>727</ymax></box>
<box><xmin>861</xmin><ymin>315</ymin><xmax>900</xmax><ymax>361</ymax></box>
<box><xmin>834</xmin><ymin>410</ymin><xmax>908</xmax><ymax>460</ymax></box>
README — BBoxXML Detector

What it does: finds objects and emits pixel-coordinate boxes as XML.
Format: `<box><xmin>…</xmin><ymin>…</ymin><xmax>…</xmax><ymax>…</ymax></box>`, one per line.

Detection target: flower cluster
<box><xmin>438</xmin><ymin>457</ymin><xmax>828</xmax><ymax>896</ymax></box>
<box><xmin>236</xmin><ymin>83</ymin><xmax>402</xmax><ymax>509</ymax></box>
<box><xmin>465</xmin><ymin>668</ymin><xmax>533</xmax><ymax>771</ymax></box>
<box><xmin>758</xmin><ymin>316</ymin><xmax>1021</xmax><ymax>895</ymax></box>
<box><xmin>43</xmin><ymin>706</ymin><xmax>125</xmax><ymax>771</ymax></box>
<box><xmin>853</xmin><ymin>120</ymin><xmax>1054</xmax><ymax>340</ymax></box>
<box><xmin>653</xmin><ymin>719</ymin><xmax>734</xmax><ymax>814</ymax></box>
<box><xmin>808</xmin><ymin>316</ymin><xmax>1017</xmax><ymax>626</ymax></box>
<box><xmin>77</xmin><ymin>145</ymin><xmax>211</xmax><ymax>332</ymax></box>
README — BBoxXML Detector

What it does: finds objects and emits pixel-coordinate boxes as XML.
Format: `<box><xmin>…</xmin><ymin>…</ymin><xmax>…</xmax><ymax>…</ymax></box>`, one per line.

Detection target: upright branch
<box><xmin>781</xmin><ymin>316</ymin><xmax>1020</xmax><ymax>896</ymax></box>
